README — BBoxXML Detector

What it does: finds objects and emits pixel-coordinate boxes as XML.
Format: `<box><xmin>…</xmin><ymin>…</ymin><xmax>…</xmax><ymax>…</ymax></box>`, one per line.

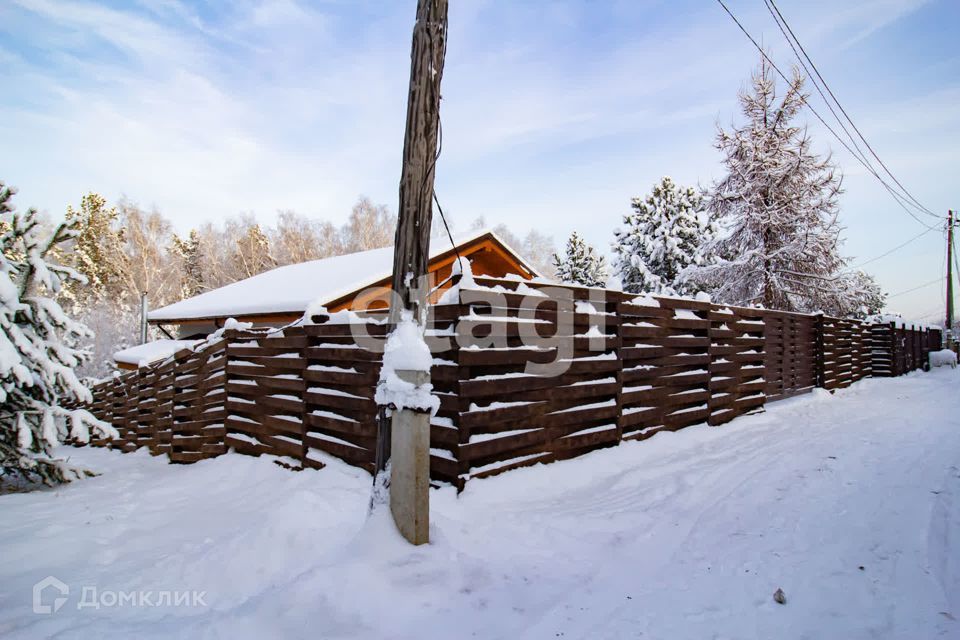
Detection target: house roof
<box><xmin>148</xmin><ymin>229</ymin><xmax>539</xmax><ymax>324</ymax></box>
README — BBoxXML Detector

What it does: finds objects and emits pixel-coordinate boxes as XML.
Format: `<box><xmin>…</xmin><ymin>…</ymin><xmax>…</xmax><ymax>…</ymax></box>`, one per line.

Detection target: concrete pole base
<box><xmin>389</xmin><ymin>369</ymin><xmax>430</xmax><ymax>545</ymax></box>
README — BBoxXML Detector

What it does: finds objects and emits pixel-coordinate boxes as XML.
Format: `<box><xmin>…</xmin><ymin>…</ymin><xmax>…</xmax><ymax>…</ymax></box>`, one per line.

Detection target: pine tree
<box><xmin>0</xmin><ymin>182</ymin><xmax>116</xmax><ymax>486</ymax></box>
<box><xmin>63</xmin><ymin>193</ymin><xmax>127</xmax><ymax>309</ymax></box>
<box><xmin>233</xmin><ymin>222</ymin><xmax>276</xmax><ymax>279</ymax></box>
<box><xmin>62</xmin><ymin>194</ymin><xmax>136</xmax><ymax>380</ymax></box>
<box><xmin>552</xmin><ymin>232</ymin><xmax>608</xmax><ymax>287</ymax></box>
<box><xmin>172</xmin><ymin>229</ymin><xmax>204</xmax><ymax>298</ymax></box>
<box><xmin>612</xmin><ymin>176</ymin><xmax>714</xmax><ymax>295</ymax></box>
<box><xmin>684</xmin><ymin>58</ymin><xmax>852</xmax><ymax>313</ymax></box>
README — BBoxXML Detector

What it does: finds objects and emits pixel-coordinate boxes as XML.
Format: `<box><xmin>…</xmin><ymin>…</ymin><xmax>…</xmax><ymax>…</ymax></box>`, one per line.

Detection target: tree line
<box><xmin>18</xmin><ymin>55</ymin><xmax>890</xmax><ymax>382</ymax></box>
<box><xmin>55</xmin><ymin>195</ymin><xmax>396</xmax><ymax>375</ymax></box>
<box><xmin>43</xmin><ymin>193</ymin><xmax>557</xmax><ymax>376</ymax></box>
<box><xmin>551</xmin><ymin>57</ymin><xmax>887</xmax><ymax>319</ymax></box>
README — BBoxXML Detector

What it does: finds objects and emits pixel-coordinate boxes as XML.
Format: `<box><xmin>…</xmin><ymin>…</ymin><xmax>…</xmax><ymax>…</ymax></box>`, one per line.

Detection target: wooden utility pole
<box><xmin>389</xmin><ymin>0</ymin><xmax>449</xmax><ymax>326</ymax></box>
<box><xmin>948</xmin><ymin>210</ymin><xmax>955</xmax><ymax>345</ymax></box>
<box><xmin>376</xmin><ymin>0</ymin><xmax>448</xmax><ymax>465</ymax></box>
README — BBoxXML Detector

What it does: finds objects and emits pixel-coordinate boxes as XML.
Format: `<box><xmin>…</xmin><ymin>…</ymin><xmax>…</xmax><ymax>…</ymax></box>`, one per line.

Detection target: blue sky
<box><xmin>2</xmin><ymin>0</ymin><xmax>958</xmax><ymax>322</ymax></box>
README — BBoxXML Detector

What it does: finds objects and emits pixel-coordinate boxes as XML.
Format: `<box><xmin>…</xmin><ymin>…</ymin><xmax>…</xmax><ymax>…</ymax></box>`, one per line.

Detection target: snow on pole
<box><xmin>374</xmin><ymin>311</ymin><xmax>439</xmax><ymax>416</ymax></box>
<box><xmin>372</xmin><ymin>314</ymin><xmax>437</xmax><ymax>545</ymax></box>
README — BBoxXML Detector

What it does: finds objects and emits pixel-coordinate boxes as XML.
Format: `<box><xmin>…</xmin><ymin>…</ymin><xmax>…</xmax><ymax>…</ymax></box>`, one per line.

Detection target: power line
<box><xmin>760</xmin><ymin>0</ymin><xmax>936</xmax><ymax>225</ymax></box>
<box><xmin>762</xmin><ymin>0</ymin><xmax>939</xmax><ymax>223</ymax></box>
<box><xmin>887</xmin><ymin>276</ymin><xmax>944</xmax><ymax>299</ymax></box>
<box><xmin>765</xmin><ymin>0</ymin><xmax>939</xmax><ymax>219</ymax></box>
<box><xmin>849</xmin><ymin>226</ymin><xmax>938</xmax><ymax>270</ymax></box>
<box><xmin>762</xmin><ymin>1</ymin><xmax>876</xmax><ymax>192</ymax></box>
<box><xmin>915</xmin><ymin>304</ymin><xmax>944</xmax><ymax>320</ymax></box>
<box><xmin>713</xmin><ymin>0</ymin><xmax>940</xmax><ymax>231</ymax></box>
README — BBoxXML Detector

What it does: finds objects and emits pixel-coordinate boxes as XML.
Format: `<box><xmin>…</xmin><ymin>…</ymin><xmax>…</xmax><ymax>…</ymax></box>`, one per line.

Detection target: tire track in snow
<box><xmin>509</xmin><ymin>374</ymin><xmax>960</xmax><ymax>639</ymax></box>
<box><xmin>928</xmin><ymin>464</ymin><xmax>960</xmax><ymax>617</ymax></box>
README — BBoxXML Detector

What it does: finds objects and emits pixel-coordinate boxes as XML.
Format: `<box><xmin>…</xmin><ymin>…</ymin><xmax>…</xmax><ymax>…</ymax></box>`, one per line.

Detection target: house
<box><xmin>115</xmin><ymin>230</ymin><xmax>539</xmax><ymax>370</ymax></box>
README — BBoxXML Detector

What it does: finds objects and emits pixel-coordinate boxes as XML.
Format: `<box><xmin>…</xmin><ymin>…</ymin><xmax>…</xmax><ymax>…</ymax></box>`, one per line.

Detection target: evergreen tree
<box><xmin>684</xmin><ymin>58</ymin><xmax>853</xmax><ymax>313</ymax></box>
<box><xmin>0</xmin><ymin>182</ymin><xmax>116</xmax><ymax>486</ymax></box>
<box><xmin>612</xmin><ymin>176</ymin><xmax>713</xmax><ymax>295</ymax></box>
<box><xmin>847</xmin><ymin>270</ymin><xmax>886</xmax><ymax>319</ymax></box>
<box><xmin>172</xmin><ymin>229</ymin><xmax>204</xmax><ymax>297</ymax></box>
<box><xmin>233</xmin><ymin>222</ymin><xmax>276</xmax><ymax>279</ymax></box>
<box><xmin>552</xmin><ymin>232</ymin><xmax>608</xmax><ymax>287</ymax></box>
<box><xmin>63</xmin><ymin>193</ymin><xmax>126</xmax><ymax>309</ymax></box>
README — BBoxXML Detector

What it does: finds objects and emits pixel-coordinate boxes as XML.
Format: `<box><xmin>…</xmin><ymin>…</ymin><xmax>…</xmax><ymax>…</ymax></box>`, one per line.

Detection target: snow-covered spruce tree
<box><xmin>612</xmin><ymin>176</ymin><xmax>714</xmax><ymax>295</ymax></box>
<box><xmin>172</xmin><ymin>229</ymin><xmax>204</xmax><ymax>298</ymax></box>
<box><xmin>0</xmin><ymin>182</ymin><xmax>116</xmax><ymax>486</ymax></box>
<box><xmin>553</xmin><ymin>232</ymin><xmax>608</xmax><ymax>287</ymax></box>
<box><xmin>683</xmin><ymin>59</ymin><xmax>854</xmax><ymax>313</ymax></box>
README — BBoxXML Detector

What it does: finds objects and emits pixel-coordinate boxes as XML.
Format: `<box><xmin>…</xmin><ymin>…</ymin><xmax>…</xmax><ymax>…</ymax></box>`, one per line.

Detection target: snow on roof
<box><xmin>113</xmin><ymin>339</ymin><xmax>201</xmax><ymax>367</ymax></box>
<box><xmin>149</xmin><ymin>229</ymin><xmax>537</xmax><ymax>323</ymax></box>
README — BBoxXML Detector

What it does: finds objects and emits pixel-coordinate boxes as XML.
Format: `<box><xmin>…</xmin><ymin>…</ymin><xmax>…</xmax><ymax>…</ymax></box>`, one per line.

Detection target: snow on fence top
<box><xmin>113</xmin><ymin>339</ymin><xmax>202</xmax><ymax>368</ymax></box>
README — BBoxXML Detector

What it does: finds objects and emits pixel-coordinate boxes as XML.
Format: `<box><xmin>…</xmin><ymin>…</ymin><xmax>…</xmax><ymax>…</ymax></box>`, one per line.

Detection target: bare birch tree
<box><xmin>341</xmin><ymin>197</ymin><xmax>395</xmax><ymax>253</ymax></box>
<box><xmin>271</xmin><ymin>210</ymin><xmax>341</xmax><ymax>265</ymax></box>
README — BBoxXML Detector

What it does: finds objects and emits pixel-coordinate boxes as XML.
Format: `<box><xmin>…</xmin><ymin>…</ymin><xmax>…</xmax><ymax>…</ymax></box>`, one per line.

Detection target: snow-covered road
<box><xmin>2</xmin><ymin>368</ymin><xmax>959</xmax><ymax>639</ymax></box>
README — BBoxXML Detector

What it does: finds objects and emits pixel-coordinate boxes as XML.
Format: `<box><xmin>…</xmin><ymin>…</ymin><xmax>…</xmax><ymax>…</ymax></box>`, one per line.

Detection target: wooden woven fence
<box><xmin>221</xmin><ymin>323</ymin><xmax>387</xmax><ymax>471</ymax></box>
<box><xmin>763</xmin><ymin>311</ymin><xmax>817</xmax><ymax>401</ymax></box>
<box><xmin>76</xmin><ymin>280</ymin><xmax>941</xmax><ymax>487</ymax></box>
<box><xmin>869</xmin><ymin>321</ymin><xmax>940</xmax><ymax>377</ymax></box>
<box><xmin>81</xmin><ymin>338</ymin><xmax>229</xmax><ymax>462</ymax></box>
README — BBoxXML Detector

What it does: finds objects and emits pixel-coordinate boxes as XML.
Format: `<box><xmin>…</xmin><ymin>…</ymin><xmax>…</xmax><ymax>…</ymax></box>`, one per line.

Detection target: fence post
<box><xmin>299</xmin><ymin>328</ymin><xmax>309</xmax><ymax>470</ymax></box>
<box><xmin>613</xmin><ymin>297</ymin><xmax>625</xmax><ymax>443</ymax></box>
<box><xmin>889</xmin><ymin>321</ymin><xmax>899</xmax><ymax>376</ymax></box>
<box><xmin>914</xmin><ymin>325</ymin><xmax>923</xmax><ymax>371</ymax></box>
<box><xmin>814</xmin><ymin>313</ymin><xmax>825</xmax><ymax>389</ymax></box>
<box><xmin>455</xmin><ymin>298</ymin><xmax>472</xmax><ymax>486</ymax></box>
<box><xmin>908</xmin><ymin>325</ymin><xmax>915</xmax><ymax>371</ymax></box>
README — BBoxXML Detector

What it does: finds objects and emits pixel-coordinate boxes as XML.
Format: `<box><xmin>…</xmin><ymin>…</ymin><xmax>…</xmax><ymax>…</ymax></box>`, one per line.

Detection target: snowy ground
<box><xmin>2</xmin><ymin>369</ymin><xmax>959</xmax><ymax>639</ymax></box>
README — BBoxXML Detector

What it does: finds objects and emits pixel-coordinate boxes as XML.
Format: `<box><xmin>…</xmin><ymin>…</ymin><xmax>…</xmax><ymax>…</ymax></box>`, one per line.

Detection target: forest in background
<box><xmin>50</xmin><ymin>193</ymin><xmax>557</xmax><ymax>377</ymax></box>
<box><xmin>13</xmin><ymin>58</ymin><xmax>893</xmax><ymax>380</ymax></box>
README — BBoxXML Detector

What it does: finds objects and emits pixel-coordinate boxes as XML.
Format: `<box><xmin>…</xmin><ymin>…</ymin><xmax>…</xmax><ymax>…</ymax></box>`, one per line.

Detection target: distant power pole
<box><xmin>948</xmin><ymin>210</ymin><xmax>955</xmax><ymax>345</ymax></box>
